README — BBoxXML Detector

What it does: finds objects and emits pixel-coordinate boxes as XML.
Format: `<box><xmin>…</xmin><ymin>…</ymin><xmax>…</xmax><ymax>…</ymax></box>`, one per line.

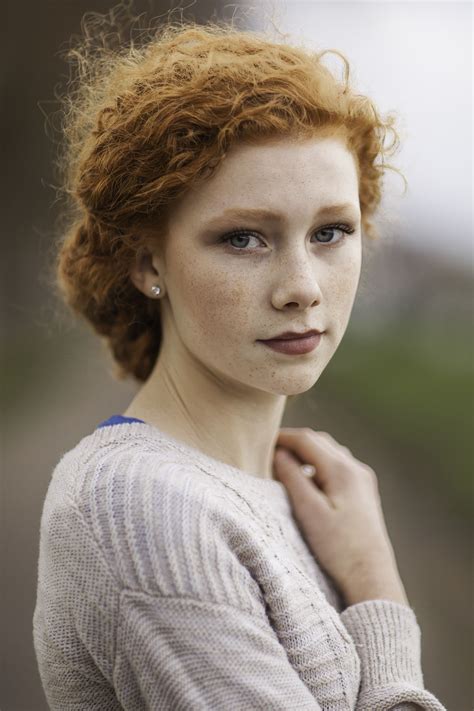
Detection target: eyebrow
<box><xmin>205</xmin><ymin>203</ymin><xmax>361</xmax><ymax>225</ymax></box>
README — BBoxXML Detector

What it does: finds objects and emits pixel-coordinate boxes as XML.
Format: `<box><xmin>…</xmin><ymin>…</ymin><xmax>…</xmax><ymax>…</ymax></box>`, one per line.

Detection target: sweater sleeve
<box><xmin>113</xmin><ymin>590</ymin><xmax>322</xmax><ymax>710</ymax></box>
<box><xmin>339</xmin><ymin>599</ymin><xmax>447</xmax><ymax>710</ymax></box>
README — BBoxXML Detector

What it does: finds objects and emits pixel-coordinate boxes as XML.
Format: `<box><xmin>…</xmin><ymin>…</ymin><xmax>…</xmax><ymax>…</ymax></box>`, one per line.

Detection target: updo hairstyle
<box><xmin>51</xmin><ymin>10</ymin><xmax>404</xmax><ymax>382</ymax></box>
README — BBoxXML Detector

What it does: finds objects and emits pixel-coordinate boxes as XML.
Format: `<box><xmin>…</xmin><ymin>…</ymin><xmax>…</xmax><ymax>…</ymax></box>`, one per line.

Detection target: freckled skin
<box><xmin>126</xmin><ymin>134</ymin><xmax>362</xmax><ymax>478</ymax></box>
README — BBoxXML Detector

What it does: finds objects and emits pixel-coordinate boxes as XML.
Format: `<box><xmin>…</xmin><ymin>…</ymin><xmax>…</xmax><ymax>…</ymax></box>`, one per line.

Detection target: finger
<box><xmin>279</xmin><ymin>428</ymin><xmax>340</xmax><ymax>452</ymax></box>
<box><xmin>273</xmin><ymin>446</ymin><xmax>331</xmax><ymax>513</ymax></box>
<box><xmin>275</xmin><ymin>429</ymin><xmax>337</xmax><ymax>490</ymax></box>
<box><xmin>317</xmin><ymin>432</ymin><xmax>353</xmax><ymax>457</ymax></box>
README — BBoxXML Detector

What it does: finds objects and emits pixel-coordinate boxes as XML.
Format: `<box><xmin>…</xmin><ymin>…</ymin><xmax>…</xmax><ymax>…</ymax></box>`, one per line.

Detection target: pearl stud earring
<box><xmin>151</xmin><ymin>285</ymin><xmax>161</xmax><ymax>296</ymax></box>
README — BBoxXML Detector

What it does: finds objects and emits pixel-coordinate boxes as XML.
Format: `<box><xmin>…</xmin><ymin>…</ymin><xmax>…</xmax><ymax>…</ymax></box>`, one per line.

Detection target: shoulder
<box><xmin>66</xmin><ymin>444</ymin><xmax>266</xmax><ymax>614</ymax></box>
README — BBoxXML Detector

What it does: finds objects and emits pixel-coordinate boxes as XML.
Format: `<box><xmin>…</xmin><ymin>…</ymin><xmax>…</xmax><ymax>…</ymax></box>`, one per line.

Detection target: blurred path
<box><xmin>3</xmin><ymin>333</ymin><xmax>470</xmax><ymax>710</ymax></box>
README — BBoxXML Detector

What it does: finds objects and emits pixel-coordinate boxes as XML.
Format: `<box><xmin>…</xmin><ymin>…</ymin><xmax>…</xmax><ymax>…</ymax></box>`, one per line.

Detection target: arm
<box><xmin>340</xmin><ymin>599</ymin><xmax>447</xmax><ymax>710</ymax></box>
<box><xmin>113</xmin><ymin>590</ymin><xmax>322</xmax><ymax>710</ymax></box>
<box><xmin>273</xmin><ymin>430</ymin><xmax>447</xmax><ymax>710</ymax></box>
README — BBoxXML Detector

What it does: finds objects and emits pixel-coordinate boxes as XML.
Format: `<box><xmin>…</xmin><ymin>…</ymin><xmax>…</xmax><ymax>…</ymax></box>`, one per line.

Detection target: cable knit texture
<box><xmin>33</xmin><ymin>415</ymin><xmax>447</xmax><ymax>710</ymax></box>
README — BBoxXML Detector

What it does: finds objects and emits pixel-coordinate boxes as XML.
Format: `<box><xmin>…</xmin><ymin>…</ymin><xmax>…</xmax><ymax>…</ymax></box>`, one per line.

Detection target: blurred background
<box><xmin>2</xmin><ymin>1</ymin><xmax>472</xmax><ymax>709</ymax></box>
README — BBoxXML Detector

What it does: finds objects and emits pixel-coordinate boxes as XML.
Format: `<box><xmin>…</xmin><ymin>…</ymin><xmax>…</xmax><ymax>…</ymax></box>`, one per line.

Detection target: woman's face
<box><xmin>152</xmin><ymin>134</ymin><xmax>362</xmax><ymax>396</ymax></box>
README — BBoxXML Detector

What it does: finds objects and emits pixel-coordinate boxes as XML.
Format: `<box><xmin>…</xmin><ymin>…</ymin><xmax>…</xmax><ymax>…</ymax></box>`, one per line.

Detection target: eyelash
<box><xmin>220</xmin><ymin>223</ymin><xmax>356</xmax><ymax>253</ymax></box>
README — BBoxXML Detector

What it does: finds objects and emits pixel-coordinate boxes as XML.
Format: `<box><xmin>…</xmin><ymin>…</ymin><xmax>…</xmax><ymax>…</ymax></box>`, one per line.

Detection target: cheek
<box><xmin>176</xmin><ymin>258</ymin><xmax>251</xmax><ymax>341</ymax></box>
<box><xmin>331</xmin><ymin>266</ymin><xmax>359</xmax><ymax>301</ymax></box>
<box><xmin>326</xmin><ymin>252</ymin><xmax>361</xmax><ymax>322</ymax></box>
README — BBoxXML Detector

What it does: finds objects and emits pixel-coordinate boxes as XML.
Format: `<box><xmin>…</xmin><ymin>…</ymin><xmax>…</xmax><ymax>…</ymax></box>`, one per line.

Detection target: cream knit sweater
<box><xmin>33</xmin><ymin>415</ymin><xmax>447</xmax><ymax>710</ymax></box>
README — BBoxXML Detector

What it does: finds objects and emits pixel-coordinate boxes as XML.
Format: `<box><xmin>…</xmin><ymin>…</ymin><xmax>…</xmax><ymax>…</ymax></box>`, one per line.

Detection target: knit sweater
<box><xmin>33</xmin><ymin>415</ymin><xmax>447</xmax><ymax>710</ymax></box>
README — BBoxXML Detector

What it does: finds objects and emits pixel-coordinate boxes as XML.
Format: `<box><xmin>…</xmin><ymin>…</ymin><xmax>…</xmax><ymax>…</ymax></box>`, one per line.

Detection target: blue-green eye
<box><xmin>315</xmin><ymin>224</ymin><xmax>356</xmax><ymax>244</ymax></box>
<box><xmin>221</xmin><ymin>223</ymin><xmax>355</xmax><ymax>252</ymax></box>
<box><xmin>224</xmin><ymin>231</ymin><xmax>262</xmax><ymax>250</ymax></box>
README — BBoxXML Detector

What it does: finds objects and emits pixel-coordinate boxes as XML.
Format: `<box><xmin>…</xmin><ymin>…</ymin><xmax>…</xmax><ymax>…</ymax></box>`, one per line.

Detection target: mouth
<box><xmin>257</xmin><ymin>331</ymin><xmax>324</xmax><ymax>355</ymax></box>
<box><xmin>261</xmin><ymin>329</ymin><xmax>323</xmax><ymax>340</ymax></box>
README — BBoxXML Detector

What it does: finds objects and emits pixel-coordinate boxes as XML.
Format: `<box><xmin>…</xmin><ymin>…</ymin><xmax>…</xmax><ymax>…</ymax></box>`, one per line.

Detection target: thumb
<box><xmin>273</xmin><ymin>446</ymin><xmax>330</xmax><ymax>511</ymax></box>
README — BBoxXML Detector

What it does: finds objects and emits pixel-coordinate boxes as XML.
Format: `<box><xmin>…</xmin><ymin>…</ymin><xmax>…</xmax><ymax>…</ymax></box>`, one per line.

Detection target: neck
<box><xmin>124</xmin><ymin>341</ymin><xmax>287</xmax><ymax>480</ymax></box>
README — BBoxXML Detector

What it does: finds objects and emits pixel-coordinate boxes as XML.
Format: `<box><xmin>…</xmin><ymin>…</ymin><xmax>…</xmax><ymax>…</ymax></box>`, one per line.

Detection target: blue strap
<box><xmin>96</xmin><ymin>414</ymin><xmax>146</xmax><ymax>429</ymax></box>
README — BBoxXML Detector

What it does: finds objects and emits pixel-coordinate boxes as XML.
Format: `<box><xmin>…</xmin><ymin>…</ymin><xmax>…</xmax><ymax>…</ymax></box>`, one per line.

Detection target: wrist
<box><xmin>343</xmin><ymin>580</ymin><xmax>409</xmax><ymax>607</ymax></box>
<box><xmin>341</xmin><ymin>558</ymin><xmax>409</xmax><ymax>607</ymax></box>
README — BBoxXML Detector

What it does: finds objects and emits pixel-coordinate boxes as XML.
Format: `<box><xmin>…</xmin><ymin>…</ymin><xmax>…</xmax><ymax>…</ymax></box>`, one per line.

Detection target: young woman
<box><xmin>33</xmin><ymin>13</ymin><xmax>447</xmax><ymax>711</ymax></box>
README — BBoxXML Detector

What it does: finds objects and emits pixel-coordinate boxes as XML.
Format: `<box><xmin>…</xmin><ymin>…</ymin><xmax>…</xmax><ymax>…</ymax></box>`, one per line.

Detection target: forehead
<box><xmin>170</xmin><ymin>135</ymin><xmax>360</xmax><ymax>228</ymax></box>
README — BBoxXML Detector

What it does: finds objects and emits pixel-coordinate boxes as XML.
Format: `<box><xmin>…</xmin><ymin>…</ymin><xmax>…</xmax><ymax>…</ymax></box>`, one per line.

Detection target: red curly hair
<box><xmin>50</xmin><ymin>8</ymin><xmax>405</xmax><ymax>383</ymax></box>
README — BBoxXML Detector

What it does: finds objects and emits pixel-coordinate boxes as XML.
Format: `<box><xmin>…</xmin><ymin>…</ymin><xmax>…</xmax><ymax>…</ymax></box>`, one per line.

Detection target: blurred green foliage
<box><xmin>317</xmin><ymin>319</ymin><xmax>474</xmax><ymax>518</ymax></box>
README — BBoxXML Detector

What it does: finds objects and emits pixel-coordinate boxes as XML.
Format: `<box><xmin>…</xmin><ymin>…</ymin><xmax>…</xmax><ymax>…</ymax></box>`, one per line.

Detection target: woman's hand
<box><xmin>272</xmin><ymin>427</ymin><xmax>409</xmax><ymax>607</ymax></box>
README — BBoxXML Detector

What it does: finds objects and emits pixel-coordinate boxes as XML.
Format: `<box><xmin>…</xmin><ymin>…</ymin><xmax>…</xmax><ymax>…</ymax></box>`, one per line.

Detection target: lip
<box><xmin>257</xmin><ymin>332</ymin><xmax>324</xmax><ymax>355</ymax></box>
<box><xmin>263</xmin><ymin>329</ymin><xmax>323</xmax><ymax>340</ymax></box>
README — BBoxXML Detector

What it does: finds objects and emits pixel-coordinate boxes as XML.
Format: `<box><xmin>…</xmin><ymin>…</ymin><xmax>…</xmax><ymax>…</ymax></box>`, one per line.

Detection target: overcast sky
<box><xmin>246</xmin><ymin>1</ymin><xmax>472</xmax><ymax>269</ymax></box>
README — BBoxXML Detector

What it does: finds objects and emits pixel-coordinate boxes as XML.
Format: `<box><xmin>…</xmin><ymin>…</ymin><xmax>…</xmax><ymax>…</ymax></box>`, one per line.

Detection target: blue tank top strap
<box><xmin>96</xmin><ymin>414</ymin><xmax>146</xmax><ymax>429</ymax></box>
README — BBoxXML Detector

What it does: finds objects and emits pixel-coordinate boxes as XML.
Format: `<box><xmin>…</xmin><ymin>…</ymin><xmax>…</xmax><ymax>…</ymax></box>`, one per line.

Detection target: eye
<box><xmin>313</xmin><ymin>223</ymin><xmax>356</xmax><ymax>245</ymax></box>
<box><xmin>220</xmin><ymin>222</ymin><xmax>356</xmax><ymax>253</ymax></box>
<box><xmin>221</xmin><ymin>230</ymin><xmax>264</xmax><ymax>251</ymax></box>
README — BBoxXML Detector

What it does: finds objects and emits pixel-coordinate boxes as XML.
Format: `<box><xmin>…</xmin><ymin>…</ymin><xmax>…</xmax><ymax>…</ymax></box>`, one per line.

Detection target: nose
<box><xmin>270</xmin><ymin>252</ymin><xmax>323</xmax><ymax>311</ymax></box>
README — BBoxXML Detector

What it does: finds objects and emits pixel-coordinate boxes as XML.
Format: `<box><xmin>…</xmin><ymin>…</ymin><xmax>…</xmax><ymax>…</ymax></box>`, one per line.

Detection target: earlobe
<box><xmin>129</xmin><ymin>246</ymin><xmax>163</xmax><ymax>296</ymax></box>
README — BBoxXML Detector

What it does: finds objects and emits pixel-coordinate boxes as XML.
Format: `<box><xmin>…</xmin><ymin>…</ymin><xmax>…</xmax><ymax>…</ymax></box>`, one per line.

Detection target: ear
<box><xmin>129</xmin><ymin>245</ymin><xmax>166</xmax><ymax>298</ymax></box>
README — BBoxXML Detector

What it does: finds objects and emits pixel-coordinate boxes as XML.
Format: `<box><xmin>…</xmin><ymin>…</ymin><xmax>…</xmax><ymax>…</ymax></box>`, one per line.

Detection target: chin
<box><xmin>277</xmin><ymin>381</ymin><xmax>321</xmax><ymax>397</ymax></box>
<box><xmin>255</xmin><ymin>369</ymin><xmax>324</xmax><ymax>397</ymax></box>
